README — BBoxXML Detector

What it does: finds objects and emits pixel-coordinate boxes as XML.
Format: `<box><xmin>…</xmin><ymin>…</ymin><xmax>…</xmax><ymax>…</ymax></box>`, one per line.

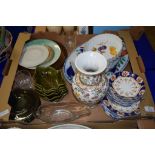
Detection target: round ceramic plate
<box><xmin>19</xmin><ymin>45</ymin><xmax>49</xmax><ymax>68</ymax></box>
<box><xmin>23</xmin><ymin>39</ymin><xmax>61</xmax><ymax>69</ymax></box>
<box><xmin>63</xmin><ymin>42</ymin><xmax>129</xmax><ymax>84</ymax></box>
<box><xmin>109</xmin><ymin>71</ymin><xmax>145</xmax><ymax>98</ymax></box>
<box><xmin>85</xmin><ymin>33</ymin><xmax>123</xmax><ymax>60</ymax></box>
<box><xmin>49</xmin><ymin>124</ymin><xmax>90</xmax><ymax>129</ymax></box>
<box><xmin>105</xmin><ymin>96</ymin><xmax>140</xmax><ymax>113</ymax></box>
<box><xmin>101</xmin><ymin>99</ymin><xmax>140</xmax><ymax>120</ymax></box>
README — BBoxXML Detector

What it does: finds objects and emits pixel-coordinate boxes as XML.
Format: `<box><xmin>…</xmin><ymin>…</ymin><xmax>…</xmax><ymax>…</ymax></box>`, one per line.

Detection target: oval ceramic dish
<box><xmin>63</xmin><ymin>41</ymin><xmax>129</xmax><ymax>84</ymax></box>
<box><xmin>85</xmin><ymin>33</ymin><xmax>123</xmax><ymax>71</ymax></box>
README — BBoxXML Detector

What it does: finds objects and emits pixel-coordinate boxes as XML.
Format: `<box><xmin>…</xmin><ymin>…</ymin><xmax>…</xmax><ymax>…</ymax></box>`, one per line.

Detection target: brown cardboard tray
<box><xmin>0</xmin><ymin>31</ymin><xmax>155</xmax><ymax>128</ymax></box>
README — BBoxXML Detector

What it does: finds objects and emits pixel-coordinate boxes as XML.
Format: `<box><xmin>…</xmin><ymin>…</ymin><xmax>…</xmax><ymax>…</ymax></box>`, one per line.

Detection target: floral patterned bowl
<box><xmin>107</xmin><ymin>71</ymin><xmax>145</xmax><ymax>107</ymax></box>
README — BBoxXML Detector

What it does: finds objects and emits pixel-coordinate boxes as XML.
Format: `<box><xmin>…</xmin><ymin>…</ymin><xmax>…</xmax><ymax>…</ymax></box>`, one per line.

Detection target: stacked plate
<box><xmin>34</xmin><ymin>67</ymin><xmax>68</xmax><ymax>102</ymax></box>
<box><xmin>19</xmin><ymin>39</ymin><xmax>61</xmax><ymax>69</ymax></box>
<box><xmin>101</xmin><ymin>71</ymin><xmax>145</xmax><ymax>119</ymax></box>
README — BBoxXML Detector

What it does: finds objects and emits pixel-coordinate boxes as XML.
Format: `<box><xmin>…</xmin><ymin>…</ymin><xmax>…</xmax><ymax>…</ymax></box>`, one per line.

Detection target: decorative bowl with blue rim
<box><xmin>100</xmin><ymin>97</ymin><xmax>140</xmax><ymax>120</ymax></box>
<box><xmin>107</xmin><ymin>71</ymin><xmax>145</xmax><ymax>107</ymax></box>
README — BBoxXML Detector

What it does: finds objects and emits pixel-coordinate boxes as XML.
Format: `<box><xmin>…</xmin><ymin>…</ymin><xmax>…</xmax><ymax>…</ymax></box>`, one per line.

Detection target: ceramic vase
<box><xmin>72</xmin><ymin>51</ymin><xmax>109</xmax><ymax>106</ymax></box>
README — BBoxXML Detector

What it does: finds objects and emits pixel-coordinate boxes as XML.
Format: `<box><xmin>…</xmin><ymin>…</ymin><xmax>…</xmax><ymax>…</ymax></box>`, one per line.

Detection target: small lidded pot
<box><xmin>72</xmin><ymin>51</ymin><xmax>109</xmax><ymax>107</ymax></box>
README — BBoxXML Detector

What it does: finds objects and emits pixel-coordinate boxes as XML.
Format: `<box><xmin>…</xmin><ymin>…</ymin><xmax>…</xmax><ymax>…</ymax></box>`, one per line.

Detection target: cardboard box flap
<box><xmin>0</xmin><ymin>33</ymin><xmax>31</xmax><ymax>120</ymax></box>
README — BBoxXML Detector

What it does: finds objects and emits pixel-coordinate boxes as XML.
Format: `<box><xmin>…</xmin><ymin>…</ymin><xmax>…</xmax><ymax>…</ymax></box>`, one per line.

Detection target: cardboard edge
<box><xmin>34</xmin><ymin>26</ymin><xmax>46</xmax><ymax>33</ymax></box>
<box><xmin>118</xmin><ymin>30</ymin><xmax>155</xmax><ymax>117</ymax></box>
<box><xmin>0</xmin><ymin>32</ymin><xmax>31</xmax><ymax>121</ymax></box>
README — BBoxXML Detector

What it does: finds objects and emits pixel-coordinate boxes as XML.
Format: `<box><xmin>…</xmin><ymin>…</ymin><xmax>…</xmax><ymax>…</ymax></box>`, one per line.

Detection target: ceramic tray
<box><xmin>63</xmin><ymin>41</ymin><xmax>129</xmax><ymax>84</ymax></box>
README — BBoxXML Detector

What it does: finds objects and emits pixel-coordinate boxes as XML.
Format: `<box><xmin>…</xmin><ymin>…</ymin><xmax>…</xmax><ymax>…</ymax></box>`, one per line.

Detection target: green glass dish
<box><xmin>9</xmin><ymin>89</ymin><xmax>41</xmax><ymax>122</ymax></box>
<box><xmin>34</xmin><ymin>67</ymin><xmax>68</xmax><ymax>102</ymax></box>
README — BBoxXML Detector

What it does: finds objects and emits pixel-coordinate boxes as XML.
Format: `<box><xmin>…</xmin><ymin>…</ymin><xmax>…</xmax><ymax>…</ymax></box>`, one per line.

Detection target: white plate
<box><xmin>19</xmin><ymin>45</ymin><xmax>49</xmax><ymax>68</ymax></box>
<box><xmin>112</xmin><ymin>76</ymin><xmax>141</xmax><ymax>98</ymax></box>
<box><xmin>49</xmin><ymin>124</ymin><xmax>90</xmax><ymax>129</ymax></box>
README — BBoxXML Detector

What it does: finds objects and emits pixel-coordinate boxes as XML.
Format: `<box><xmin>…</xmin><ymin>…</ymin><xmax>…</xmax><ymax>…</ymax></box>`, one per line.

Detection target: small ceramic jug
<box><xmin>72</xmin><ymin>51</ymin><xmax>109</xmax><ymax>107</ymax></box>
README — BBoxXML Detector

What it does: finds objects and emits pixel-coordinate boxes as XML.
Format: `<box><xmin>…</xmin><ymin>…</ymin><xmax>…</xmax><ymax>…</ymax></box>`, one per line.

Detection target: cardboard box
<box><xmin>0</xmin><ymin>31</ymin><xmax>154</xmax><ymax>128</ymax></box>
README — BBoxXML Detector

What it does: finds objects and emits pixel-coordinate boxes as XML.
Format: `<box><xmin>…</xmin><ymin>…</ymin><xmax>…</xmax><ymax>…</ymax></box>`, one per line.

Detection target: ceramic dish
<box><xmin>85</xmin><ymin>33</ymin><xmax>123</xmax><ymax>71</ymax></box>
<box><xmin>109</xmin><ymin>71</ymin><xmax>145</xmax><ymax>99</ymax></box>
<box><xmin>34</xmin><ymin>67</ymin><xmax>68</xmax><ymax>102</ymax></box>
<box><xmin>19</xmin><ymin>45</ymin><xmax>49</xmax><ymax>68</ymax></box>
<box><xmin>101</xmin><ymin>99</ymin><xmax>140</xmax><ymax>120</ymax></box>
<box><xmin>9</xmin><ymin>89</ymin><xmax>41</xmax><ymax>122</ymax></box>
<box><xmin>106</xmin><ymin>87</ymin><xmax>141</xmax><ymax>107</ymax></box>
<box><xmin>21</xmin><ymin>39</ymin><xmax>61</xmax><ymax>69</ymax></box>
<box><xmin>104</xmin><ymin>96</ymin><xmax>140</xmax><ymax>113</ymax></box>
<box><xmin>49</xmin><ymin>124</ymin><xmax>90</xmax><ymax>129</ymax></box>
<box><xmin>63</xmin><ymin>42</ymin><xmax>129</xmax><ymax>84</ymax></box>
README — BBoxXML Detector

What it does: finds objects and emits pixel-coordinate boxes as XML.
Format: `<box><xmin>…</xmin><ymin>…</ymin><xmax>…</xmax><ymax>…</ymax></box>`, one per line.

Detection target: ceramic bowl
<box><xmin>107</xmin><ymin>71</ymin><xmax>145</xmax><ymax>107</ymax></box>
<box><xmin>9</xmin><ymin>89</ymin><xmax>41</xmax><ymax>122</ymax></box>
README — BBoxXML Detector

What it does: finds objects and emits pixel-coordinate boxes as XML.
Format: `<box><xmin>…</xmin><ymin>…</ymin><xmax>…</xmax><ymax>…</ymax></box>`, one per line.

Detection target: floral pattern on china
<box><xmin>85</xmin><ymin>33</ymin><xmax>123</xmax><ymax>71</ymax></box>
<box><xmin>72</xmin><ymin>51</ymin><xmax>109</xmax><ymax>106</ymax></box>
<box><xmin>110</xmin><ymin>71</ymin><xmax>145</xmax><ymax>98</ymax></box>
<box><xmin>63</xmin><ymin>39</ymin><xmax>128</xmax><ymax>84</ymax></box>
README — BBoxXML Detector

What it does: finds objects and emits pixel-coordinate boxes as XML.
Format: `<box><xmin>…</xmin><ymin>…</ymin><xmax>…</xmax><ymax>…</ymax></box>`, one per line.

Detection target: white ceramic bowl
<box><xmin>75</xmin><ymin>51</ymin><xmax>107</xmax><ymax>75</ymax></box>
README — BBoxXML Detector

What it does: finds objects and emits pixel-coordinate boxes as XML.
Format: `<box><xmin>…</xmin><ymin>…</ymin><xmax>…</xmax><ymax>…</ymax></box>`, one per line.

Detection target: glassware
<box><xmin>46</xmin><ymin>26</ymin><xmax>62</xmax><ymax>34</ymax></box>
<box><xmin>37</xmin><ymin>102</ymin><xmax>91</xmax><ymax>123</ymax></box>
<box><xmin>63</xmin><ymin>26</ymin><xmax>76</xmax><ymax>53</ymax></box>
<box><xmin>13</xmin><ymin>70</ymin><xmax>33</xmax><ymax>90</ymax></box>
